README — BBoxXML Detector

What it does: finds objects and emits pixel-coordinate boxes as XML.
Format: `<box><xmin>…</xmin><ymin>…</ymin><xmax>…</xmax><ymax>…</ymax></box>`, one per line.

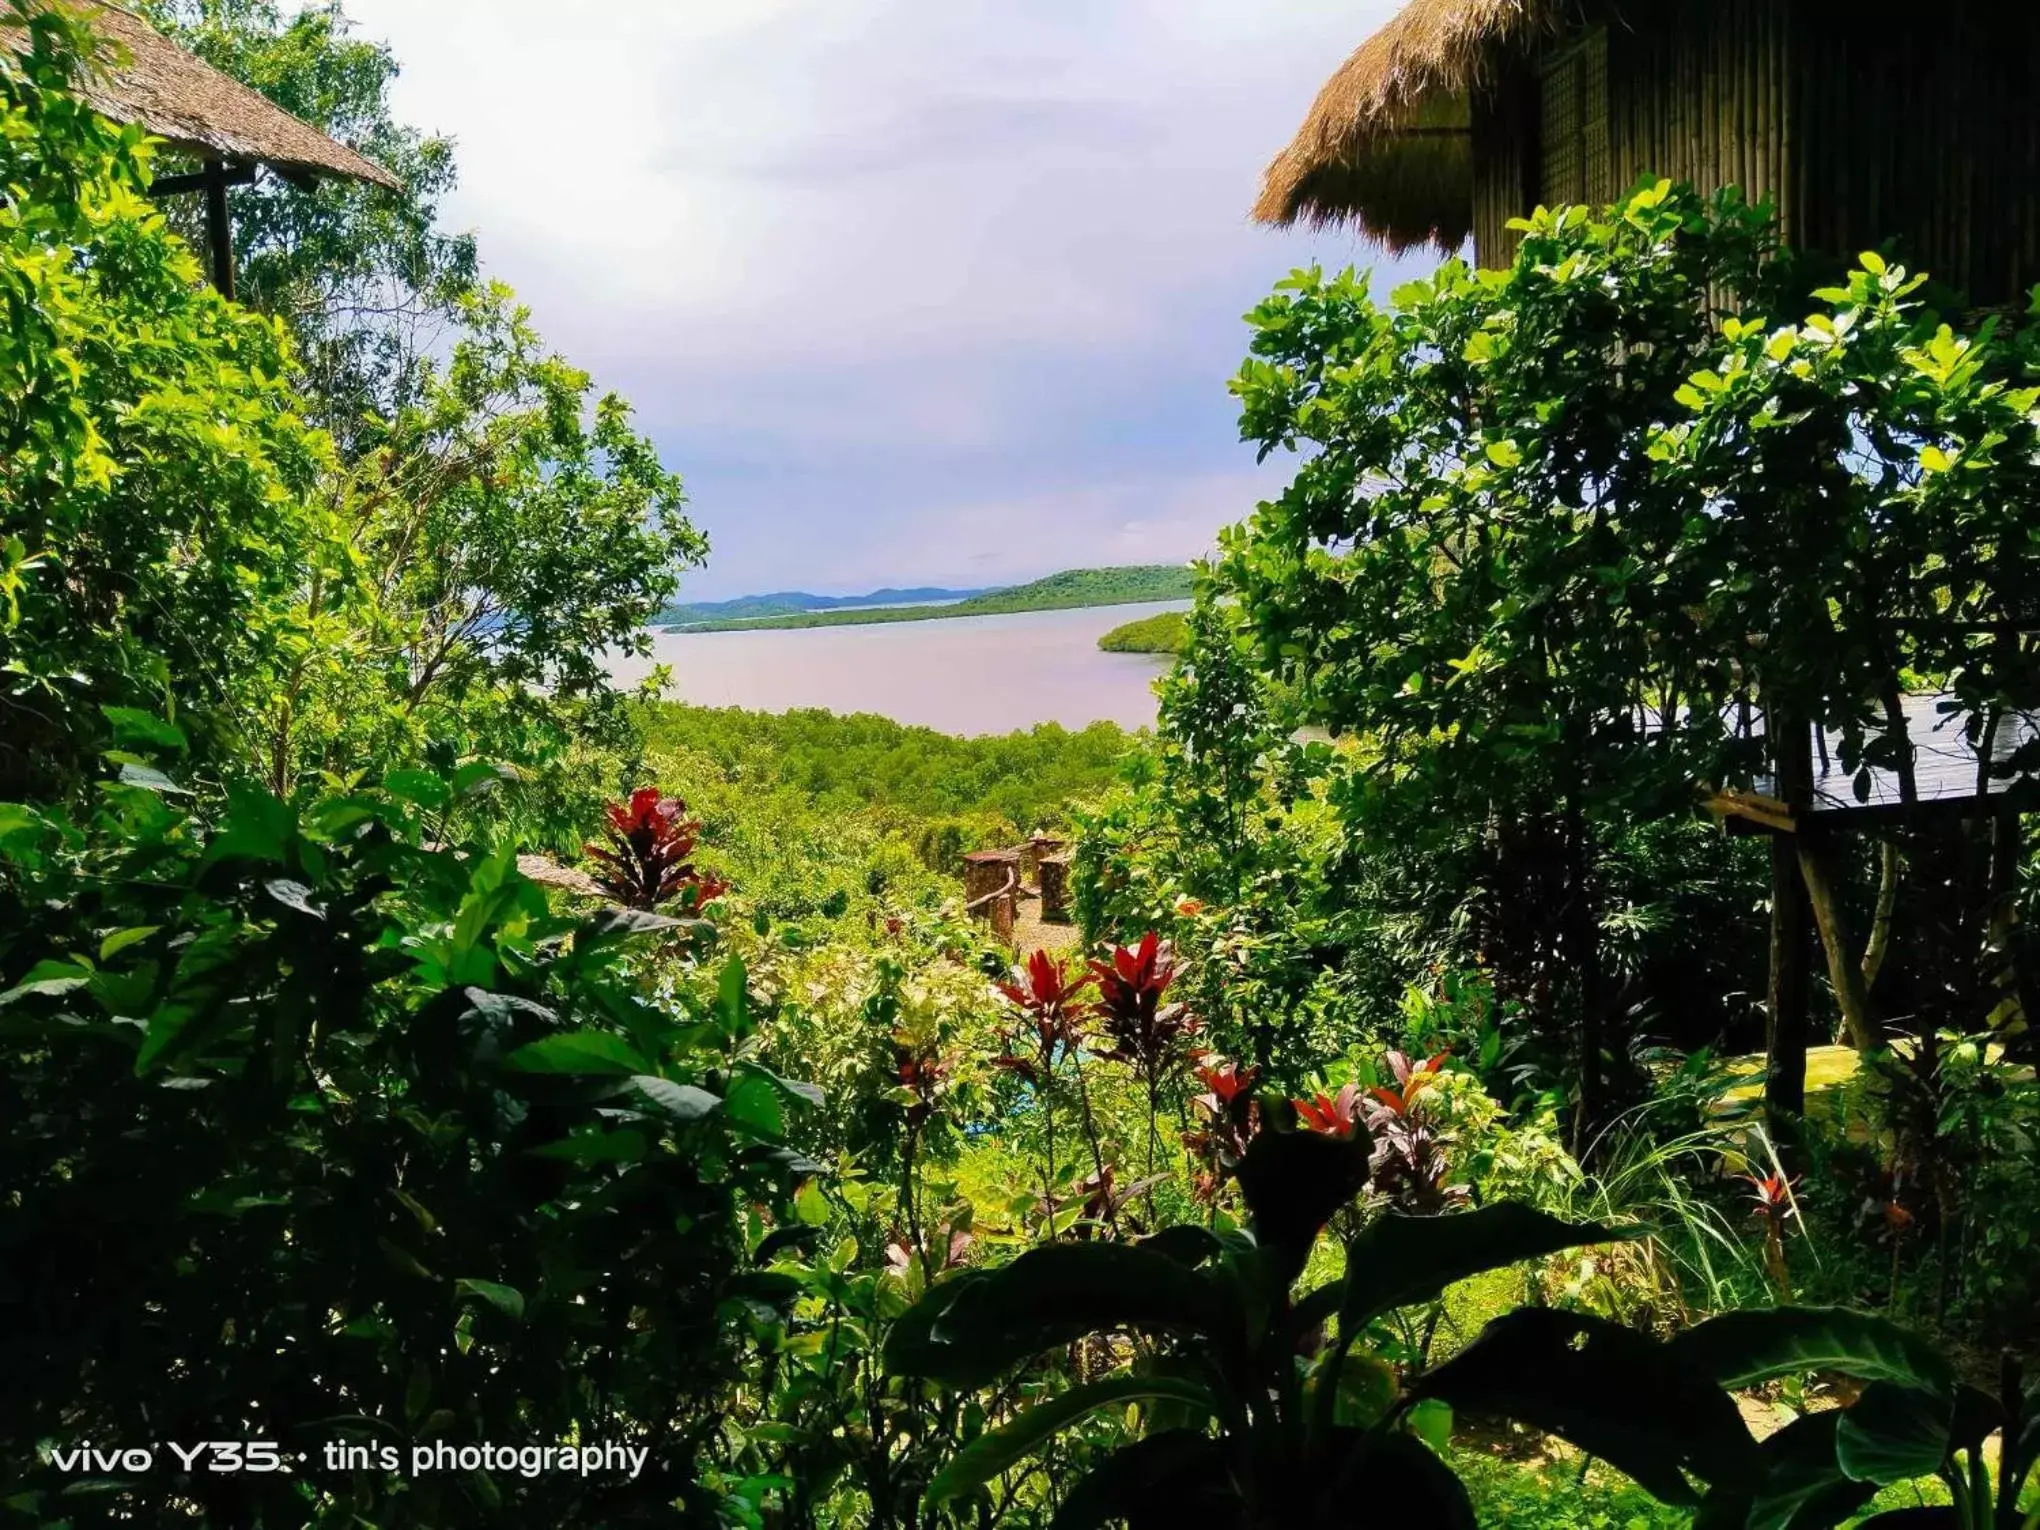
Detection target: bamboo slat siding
<box><xmin>1464</xmin><ymin>0</ymin><xmax>2040</xmax><ymax>307</ymax></box>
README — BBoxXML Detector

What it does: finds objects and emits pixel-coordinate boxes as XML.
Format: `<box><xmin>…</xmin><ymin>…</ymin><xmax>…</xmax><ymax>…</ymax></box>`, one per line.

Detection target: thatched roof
<box><xmin>1254</xmin><ymin>0</ymin><xmax>1559</xmax><ymax>244</ymax></box>
<box><xmin>6</xmin><ymin>0</ymin><xmax>398</xmax><ymax>189</ymax></box>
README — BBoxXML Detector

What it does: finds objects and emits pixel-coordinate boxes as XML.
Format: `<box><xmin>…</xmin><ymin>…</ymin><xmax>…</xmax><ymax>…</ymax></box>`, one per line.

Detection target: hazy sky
<box><xmin>337</xmin><ymin>1</ymin><xmax>1430</xmax><ymax>599</ymax></box>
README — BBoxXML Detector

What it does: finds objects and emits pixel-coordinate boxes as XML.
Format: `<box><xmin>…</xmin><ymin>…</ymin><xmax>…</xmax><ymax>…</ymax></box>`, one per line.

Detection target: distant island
<box><xmin>1097</xmin><ymin>609</ymin><xmax>1188</xmax><ymax>656</ymax></box>
<box><xmin>658</xmin><ymin>584</ymin><xmax>995</xmax><ymax>627</ymax></box>
<box><xmin>662</xmin><ymin>565</ymin><xmax>1194</xmax><ymax>633</ymax></box>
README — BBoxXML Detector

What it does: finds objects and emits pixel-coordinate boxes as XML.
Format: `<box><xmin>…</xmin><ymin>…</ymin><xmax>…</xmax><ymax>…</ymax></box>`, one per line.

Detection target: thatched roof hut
<box><xmin>1256</xmin><ymin>0</ymin><xmax>2040</xmax><ymax>307</ymax></box>
<box><xmin>7</xmin><ymin>0</ymin><xmax>397</xmax><ymax>189</ymax></box>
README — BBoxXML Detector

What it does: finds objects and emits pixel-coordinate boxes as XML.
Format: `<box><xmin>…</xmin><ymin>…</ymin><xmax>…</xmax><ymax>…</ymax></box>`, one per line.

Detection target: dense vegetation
<box><xmin>668</xmin><ymin>564</ymin><xmax>1194</xmax><ymax>631</ymax></box>
<box><xmin>1098</xmin><ymin>609</ymin><xmax>1189</xmax><ymax>655</ymax></box>
<box><xmin>4</xmin><ymin>6</ymin><xmax>2040</xmax><ymax>1528</ymax></box>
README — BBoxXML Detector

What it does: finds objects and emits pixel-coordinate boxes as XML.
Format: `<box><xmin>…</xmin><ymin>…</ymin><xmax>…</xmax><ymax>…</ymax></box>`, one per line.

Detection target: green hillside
<box><xmin>667</xmin><ymin>564</ymin><xmax>1192</xmax><ymax>632</ymax></box>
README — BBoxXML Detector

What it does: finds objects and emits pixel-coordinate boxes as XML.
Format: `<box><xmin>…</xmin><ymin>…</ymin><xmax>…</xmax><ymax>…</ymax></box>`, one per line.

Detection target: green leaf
<box><xmin>529</xmin><ymin>1129</ymin><xmax>647</xmax><ymax>1163</ymax></box>
<box><xmin>117</xmin><ymin>762</ymin><xmax>190</xmax><ymax>795</ymax></box>
<box><xmin>1047</xmin><ymin>1431</ymin><xmax>1233</xmax><ymax>1529</ymax></box>
<box><xmin>1341</xmin><ymin>1204</ymin><xmax>1630</xmax><ymax>1333</ymax></box>
<box><xmin>1836</xmin><ymin>1384</ymin><xmax>1951</xmax><ymax>1485</ymax></box>
<box><xmin>886</xmin><ymin>1242</ymin><xmax>1226</xmax><ymax>1389</ymax></box>
<box><xmin>1418</xmin><ymin>1308</ymin><xmax>1759</xmax><ymax>1503</ymax></box>
<box><xmin>1745</xmin><ymin>1411</ymin><xmax>1880</xmax><ymax>1530</ymax></box>
<box><xmin>262</xmin><ymin>879</ymin><xmax>325</xmax><ymax>919</ymax></box>
<box><xmin>100</xmin><ymin>706</ymin><xmax>186</xmax><ymax>753</ymax></box>
<box><xmin>384</xmin><ymin>768</ymin><xmax>451</xmax><ymax>811</ymax></box>
<box><xmin>0</xmin><ymin>958</ymin><xmax>94</xmax><ymax>1007</ymax></box>
<box><xmin>1919</xmin><ymin>445</ymin><xmax>1954</xmax><ymax>474</ymax></box>
<box><xmin>724</xmin><ymin>1072</ymin><xmax>786</xmax><ymax>1137</ymax></box>
<box><xmin>503</xmin><ymin>1031</ymin><xmax>649</xmax><ymax>1076</ymax></box>
<box><xmin>926</xmin><ymin>1376</ymin><xmax>1216</xmax><ymax>1506</ymax></box>
<box><xmin>1669</xmin><ymin>1308</ymin><xmax>1954</xmax><ymax>1395</ymax></box>
<box><xmin>634</xmin><ymin>1075</ymin><xmax>721</xmax><ymax>1121</ymax></box>
<box><xmin>98</xmin><ymin>926</ymin><xmax>159</xmax><ymax>962</ymax></box>
<box><xmin>455</xmin><ymin>1278</ymin><xmax>525</xmax><ymax>1320</ymax></box>
<box><xmin>1406</xmin><ymin>1397</ymin><xmax>1455</xmax><ymax>1453</ymax></box>
<box><xmin>1484</xmin><ymin>438</ymin><xmax>1523</xmax><ymax>469</ymax></box>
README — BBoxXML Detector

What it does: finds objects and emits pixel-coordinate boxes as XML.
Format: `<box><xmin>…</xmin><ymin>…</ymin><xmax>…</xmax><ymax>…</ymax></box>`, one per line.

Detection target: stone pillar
<box><xmin>963</xmin><ymin>850</ymin><xmax>1021</xmax><ymax>944</ymax></box>
<box><xmin>1038</xmin><ymin>853</ymin><xmax>1072</xmax><ymax>922</ymax></box>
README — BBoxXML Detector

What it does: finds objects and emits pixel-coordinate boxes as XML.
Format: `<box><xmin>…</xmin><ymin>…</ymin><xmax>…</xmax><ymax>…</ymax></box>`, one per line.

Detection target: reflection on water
<box><xmin>608</xmin><ymin>601</ymin><xmax>1185</xmax><ymax>736</ymax></box>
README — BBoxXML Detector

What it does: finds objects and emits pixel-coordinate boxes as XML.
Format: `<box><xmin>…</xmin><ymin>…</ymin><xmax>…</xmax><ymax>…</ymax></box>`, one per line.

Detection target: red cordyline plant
<box><xmin>1184</xmin><ymin>1055</ymin><xmax>1261</xmax><ymax>1204</ymax></box>
<box><xmin>995</xmin><ymin>950</ymin><xmax>1097</xmax><ymax>1217</ymax></box>
<box><xmin>1089</xmin><ymin>931</ymin><xmax>1197</xmax><ymax>1171</ymax></box>
<box><xmin>584</xmin><ymin>789</ymin><xmax>726</xmax><ymax>912</ymax></box>
<box><xmin>1743</xmin><ymin>1168</ymin><xmax>1800</xmax><ymax>1299</ymax></box>
<box><xmin>1363</xmin><ymin>1049</ymin><xmax>1467</xmax><ymax>1214</ymax></box>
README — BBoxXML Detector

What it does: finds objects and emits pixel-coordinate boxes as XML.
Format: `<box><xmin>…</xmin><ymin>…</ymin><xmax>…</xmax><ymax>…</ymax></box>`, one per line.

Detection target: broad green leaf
<box><xmin>1418</xmin><ymin>1308</ymin><xmax>1758</xmax><ymax>1503</ymax></box>
<box><xmin>724</xmin><ymin>1072</ymin><xmax>786</xmax><ymax>1137</ymax></box>
<box><xmin>1745</xmin><ymin>1411</ymin><xmax>1879</xmax><ymax>1530</ymax></box>
<box><xmin>529</xmin><ymin>1129</ymin><xmax>647</xmax><ymax>1163</ymax></box>
<box><xmin>888</xmin><ymin>1240</ymin><xmax>1227</xmax><ymax>1390</ymax></box>
<box><xmin>1669</xmin><ymin>1308</ymin><xmax>1953</xmax><ymax>1395</ymax></box>
<box><xmin>634</xmin><ymin>1075</ymin><xmax>721</xmax><ymax>1122</ymax></box>
<box><xmin>384</xmin><ymin>769</ymin><xmax>450</xmax><ymax>811</ymax></box>
<box><xmin>0</xmin><ymin>958</ymin><xmax>94</xmax><ymax>1007</ymax></box>
<box><xmin>1046</xmin><ymin>1432</ymin><xmax>1233</xmax><ymax>1528</ymax></box>
<box><xmin>503</xmin><ymin>1031</ymin><xmax>649</xmax><ymax>1076</ymax></box>
<box><xmin>118</xmin><ymin>762</ymin><xmax>190</xmax><ymax>795</ymax></box>
<box><xmin>926</xmin><ymin>1376</ymin><xmax>1216</xmax><ymax>1506</ymax></box>
<box><xmin>455</xmin><ymin>1278</ymin><xmax>525</xmax><ymax>1320</ymax></box>
<box><xmin>1836</xmin><ymin>1384</ymin><xmax>1950</xmax><ymax>1485</ymax></box>
<box><xmin>1341</xmin><ymin>1204</ymin><xmax>1630</xmax><ymax>1332</ymax></box>
<box><xmin>100</xmin><ymin>706</ymin><xmax>186</xmax><ymax>753</ymax></box>
<box><xmin>1406</xmin><ymin>1397</ymin><xmax>1455</xmax><ymax>1453</ymax></box>
<box><xmin>98</xmin><ymin>926</ymin><xmax>159</xmax><ymax>962</ymax></box>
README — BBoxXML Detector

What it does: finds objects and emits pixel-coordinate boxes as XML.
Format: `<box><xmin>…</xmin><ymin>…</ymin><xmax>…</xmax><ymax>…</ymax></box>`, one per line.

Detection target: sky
<box><xmin>337</xmin><ymin>0</ymin><xmax>1434</xmax><ymax>600</ymax></box>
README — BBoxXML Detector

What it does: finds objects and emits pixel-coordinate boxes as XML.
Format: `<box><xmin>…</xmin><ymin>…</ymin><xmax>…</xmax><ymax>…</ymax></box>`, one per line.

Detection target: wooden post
<box><xmin>204</xmin><ymin>159</ymin><xmax>235</xmax><ymax>300</ymax></box>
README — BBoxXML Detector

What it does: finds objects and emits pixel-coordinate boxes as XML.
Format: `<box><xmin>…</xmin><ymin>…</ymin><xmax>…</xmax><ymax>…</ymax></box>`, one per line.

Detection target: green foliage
<box><xmin>667</xmin><ymin>564</ymin><xmax>1194</xmax><ymax>632</ymax></box>
<box><xmin>0</xmin><ymin>763</ymin><xmax>814</xmax><ymax>1523</ymax></box>
<box><xmin>1</xmin><ymin>4</ymin><xmax>329</xmax><ymax>797</ymax></box>
<box><xmin>138</xmin><ymin>0</ymin><xmax>479</xmax><ymax>440</ymax></box>
<box><xmin>1097</xmin><ymin>610</ymin><xmax>1189</xmax><ymax>655</ymax></box>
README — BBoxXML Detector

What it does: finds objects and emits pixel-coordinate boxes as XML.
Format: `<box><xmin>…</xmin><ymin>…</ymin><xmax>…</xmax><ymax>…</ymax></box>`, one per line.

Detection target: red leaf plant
<box><xmin>1293</xmin><ymin>1083</ymin><xmax>1364</xmax><ymax>1141</ymax></box>
<box><xmin>1363</xmin><ymin>1050</ymin><xmax>1468</xmax><ymax>1214</ymax></box>
<box><xmin>1088</xmin><ymin>932</ymin><xmax>1195</xmax><ymax>1091</ymax></box>
<box><xmin>1184</xmin><ymin>1055</ymin><xmax>1261</xmax><ymax>1203</ymax></box>
<box><xmin>584</xmin><ymin>789</ymin><xmax>726</xmax><ymax>912</ymax></box>
<box><xmin>993</xmin><ymin>949</ymin><xmax>1094</xmax><ymax>1085</ymax></box>
<box><xmin>1090</xmin><ymin>931</ymin><xmax>1197</xmax><ymax>1173</ymax></box>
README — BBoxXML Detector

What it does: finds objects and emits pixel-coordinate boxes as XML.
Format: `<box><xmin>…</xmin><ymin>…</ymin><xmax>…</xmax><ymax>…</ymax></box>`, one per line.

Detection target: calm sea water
<box><xmin>608</xmin><ymin>601</ymin><xmax>1186</xmax><ymax>735</ymax></box>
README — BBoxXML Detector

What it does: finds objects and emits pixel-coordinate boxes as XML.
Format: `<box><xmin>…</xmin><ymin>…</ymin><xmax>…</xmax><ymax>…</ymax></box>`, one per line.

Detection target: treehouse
<box><xmin>1254</xmin><ymin>0</ymin><xmax>2040</xmax><ymax>307</ymax></box>
<box><xmin>4</xmin><ymin>1</ymin><xmax>398</xmax><ymax>295</ymax></box>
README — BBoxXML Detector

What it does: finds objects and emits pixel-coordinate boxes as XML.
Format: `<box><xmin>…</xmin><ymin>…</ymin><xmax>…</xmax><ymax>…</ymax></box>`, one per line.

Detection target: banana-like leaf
<box><xmin>1340</xmin><ymin>1204</ymin><xmax>1633</xmax><ymax>1333</ymax></box>
<box><xmin>1836</xmin><ymin>1383</ymin><xmax>1951</xmax><ymax>1485</ymax></box>
<box><xmin>1848</xmin><ymin>1510</ymin><xmax>1959</xmax><ymax>1530</ymax></box>
<box><xmin>1322</xmin><ymin>1430</ymin><xmax>1477</xmax><ymax>1530</ymax></box>
<box><xmin>925</xmin><ymin>1375</ymin><xmax>1217</xmax><ymax>1506</ymax></box>
<box><xmin>885</xmin><ymin>1242</ymin><xmax>1228</xmax><ymax>1390</ymax></box>
<box><xmin>1669</xmin><ymin>1308</ymin><xmax>1953</xmax><ymax>1395</ymax></box>
<box><xmin>1417</xmin><ymin>1308</ymin><xmax>1759</xmax><ymax>1504</ymax></box>
<box><xmin>1048</xmin><ymin>1432</ymin><xmax>1234</xmax><ymax>1530</ymax></box>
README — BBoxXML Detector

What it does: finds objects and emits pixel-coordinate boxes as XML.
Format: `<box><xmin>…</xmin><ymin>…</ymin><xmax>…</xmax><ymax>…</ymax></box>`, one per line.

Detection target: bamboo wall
<box><xmin>1464</xmin><ymin>0</ymin><xmax>2040</xmax><ymax>308</ymax></box>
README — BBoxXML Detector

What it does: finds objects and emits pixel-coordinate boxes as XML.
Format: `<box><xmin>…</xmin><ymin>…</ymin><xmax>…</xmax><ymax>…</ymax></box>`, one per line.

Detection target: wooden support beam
<box><xmin>1703</xmin><ymin>787</ymin><xmax>1798</xmax><ymax>835</ymax></box>
<box><xmin>147</xmin><ymin>161</ymin><xmax>255</xmax><ymax>299</ymax></box>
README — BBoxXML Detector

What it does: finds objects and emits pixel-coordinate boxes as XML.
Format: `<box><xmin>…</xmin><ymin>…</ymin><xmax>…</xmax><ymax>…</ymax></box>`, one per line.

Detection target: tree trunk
<box><xmin>1766</xmin><ymin>712</ymin><xmax>1814</xmax><ymax>1120</ymax></box>
<box><xmin>1798</xmin><ymin>833</ymin><xmax>1882</xmax><ymax>1051</ymax></box>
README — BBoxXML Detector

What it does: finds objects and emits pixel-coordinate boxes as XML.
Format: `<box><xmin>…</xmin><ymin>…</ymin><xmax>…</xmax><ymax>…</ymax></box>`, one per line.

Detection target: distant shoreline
<box><xmin>660</xmin><ymin>565</ymin><xmax>1193</xmax><ymax>634</ymax></box>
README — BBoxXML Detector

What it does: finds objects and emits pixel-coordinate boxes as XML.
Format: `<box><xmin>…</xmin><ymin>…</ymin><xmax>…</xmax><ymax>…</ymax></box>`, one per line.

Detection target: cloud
<box><xmin>336</xmin><ymin>0</ymin><xmax>1428</xmax><ymax>596</ymax></box>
